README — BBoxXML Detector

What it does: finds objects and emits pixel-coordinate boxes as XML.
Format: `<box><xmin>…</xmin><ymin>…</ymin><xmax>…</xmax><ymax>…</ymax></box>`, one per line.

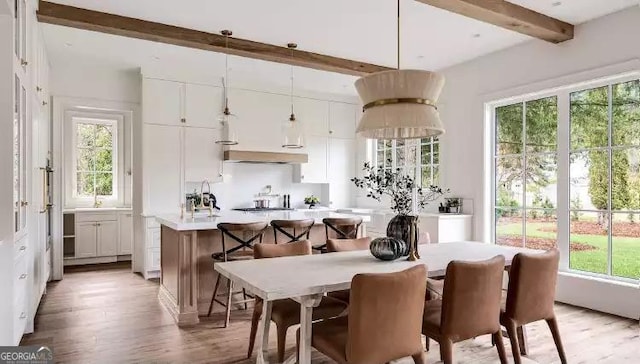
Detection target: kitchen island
<box><xmin>155</xmin><ymin>210</ymin><xmax>370</xmax><ymax>326</ymax></box>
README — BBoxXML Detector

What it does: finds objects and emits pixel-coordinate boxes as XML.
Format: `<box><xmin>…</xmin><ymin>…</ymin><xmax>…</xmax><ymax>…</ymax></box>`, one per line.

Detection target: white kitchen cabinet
<box><xmin>75</xmin><ymin>222</ymin><xmax>97</xmax><ymax>258</ymax></box>
<box><xmin>184</xmin><ymin>127</ymin><xmax>223</xmax><ymax>183</ymax></box>
<box><xmin>296</xmin><ymin>97</ymin><xmax>329</xmax><ymax>137</ymax></box>
<box><xmin>97</xmin><ymin>220</ymin><xmax>118</xmax><ymax>256</ymax></box>
<box><xmin>118</xmin><ymin>212</ymin><xmax>133</xmax><ymax>255</ymax></box>
<box><xmin>228</xmin><ymin>88</ymin><xmax>290</xmax><ymax>152</ymax></box>
<box><xmin>294</xmin><ymin>136</ymin><xmax>328</xmax><ymax>183</ymax></box>
<box><xmin>329</xmin><ymin>102</ymin><xmax>357</xmax><ymax>139</ymax></box>
<box><xmin>418</xmin><ymin>214</ymin><xmax>473</xmax><ymax>243</ymax></box>
<box><xmin>143</xmin><ymin>217</ymin><xmax>161</xmax><ymax>279</ymax></box>
<box><xmin>143</xmin><ymin>124</ymin><xmax>183</xmax><ymax>214</ymax></box>
<box><xmin>185</xmin><ymin>83</ymin><xmax>224</xmax><ymax>128</ymax></box>
<box><xmin>143</xmin><ymin>78</ymin><xmax>183</xmax><ymax>126</ymax></box>
<box><xmin>329</xmin><ymin>138</ymin><xmax>356</xmax><ymax>184</ymax></box>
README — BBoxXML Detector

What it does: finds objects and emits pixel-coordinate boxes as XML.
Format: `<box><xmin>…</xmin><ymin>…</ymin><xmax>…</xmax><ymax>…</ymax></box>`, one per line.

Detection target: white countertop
<box><xmin>156</xmin><ymin>210</ymin><xmax>371</xmax><ymax>231</ymax></box>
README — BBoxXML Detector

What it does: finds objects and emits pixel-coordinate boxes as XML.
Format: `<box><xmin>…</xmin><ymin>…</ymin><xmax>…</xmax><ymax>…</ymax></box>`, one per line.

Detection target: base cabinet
<box><xmin>143</xmin><ymin>217</ymin><xmax>161</xmax><ymax>279</ymax></box>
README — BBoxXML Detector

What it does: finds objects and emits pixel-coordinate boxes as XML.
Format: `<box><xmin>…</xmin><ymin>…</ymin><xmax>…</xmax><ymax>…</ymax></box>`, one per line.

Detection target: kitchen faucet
<box><xmin>200</xmin><ymin>180</ymin><xmax>214</xmax><ymax>217</ymax></box>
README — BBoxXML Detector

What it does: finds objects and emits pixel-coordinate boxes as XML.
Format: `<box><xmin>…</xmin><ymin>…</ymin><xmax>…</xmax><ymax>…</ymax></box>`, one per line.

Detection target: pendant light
<box><xmin>282</xmin><ymin>43</ymin><xmax>304</xmax><ymax>149</ymax></box>
<box><xmin>215</xmin><ymin>29</ymin><xmax>239</xmax><ymax>145</ymax></box>
<box><xmin>355</xmin><ymin>0</ymin><xmax>445</xmax><ymax>140</ymax></box>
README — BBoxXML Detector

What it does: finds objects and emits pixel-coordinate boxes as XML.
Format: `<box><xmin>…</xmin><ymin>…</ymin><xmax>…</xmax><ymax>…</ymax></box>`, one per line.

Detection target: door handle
<box><xmin>19</xmin><ymin>273</ymin><xmax>27</xmax><ymax>280</ymax></box>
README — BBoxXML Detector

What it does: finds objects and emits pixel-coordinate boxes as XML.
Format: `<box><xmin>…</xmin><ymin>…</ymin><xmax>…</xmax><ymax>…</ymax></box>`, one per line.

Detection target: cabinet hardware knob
<box><xmin>21</xmin><ymin>201</ymin><xmax>28</xmax><ymax>206</ymax></box>
<box><xmin>329</xmin><ymin>130</ymin><xmax>333</xmax><ymax>134</ymax></box>
<box><xmin>21</xmin><ymin>59</ymin><xmax>28</xmax><ymax>66</ymax></box>
<box><xmin>42</xmin><ymin>101</ymin><xmax>48</xmax><ymax>106</ymax></box>
<box><xmin>20</xmin><ymin>246</ymin><xmax>26</xmax><ymax>251</ymax></box>
<box><xmin>36</xmin><ymin>86</ymin><xmax>42</xmax><ymax>92</ymax></box>
<box><xmin>181</xmin><ymin>118</ymin><xmax>186</xmax><ymax>123</ymax></box>
<box><xmin>19</xmin><ymin>312</ymin><xmax>27</xmax><ymax>319</ymax></box>
<box><xmin>19</xmin><ymin>273</ymin><xmax>27</xmax><ymax>279</ymax></box>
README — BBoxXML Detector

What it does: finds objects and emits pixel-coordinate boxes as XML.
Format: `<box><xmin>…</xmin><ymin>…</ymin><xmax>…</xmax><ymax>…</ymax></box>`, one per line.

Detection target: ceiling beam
<box><xmin>36</xmin><ymin>1</ymin><xmax>392</xmax><ymax>76</ymax></box>
<box><xmin>415</xmin><ymin>0</ymin><xmax>574</xmax><ymax>43</ymax></box>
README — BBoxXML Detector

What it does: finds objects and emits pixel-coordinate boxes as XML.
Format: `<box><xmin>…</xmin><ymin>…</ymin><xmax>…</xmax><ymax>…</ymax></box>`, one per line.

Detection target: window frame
<box><xmin>371</xmin><ymin>137</ymin><xmax>440</xmax><ymax>187</ymax></box>
<box><xmin>488</xmin><ymin>71</ymin><xmax>640</xmax><ymax>284</ymax></box>
<box><xmin>64</xmin><ymin>110</ymin><xmax>124</xmax><ymax>207</ymax></box>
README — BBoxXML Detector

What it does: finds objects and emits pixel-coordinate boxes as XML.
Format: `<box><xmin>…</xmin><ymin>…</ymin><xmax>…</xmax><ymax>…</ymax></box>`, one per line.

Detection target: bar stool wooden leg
<box><xmin>208</xmin><ymin>273</ymin><xmax>222</xmax><ymax>317</ymax></box>
<box><xmin>242</xmin><ymin>288</ymin><xmax>248</xmax><ymax>310</ymax></box>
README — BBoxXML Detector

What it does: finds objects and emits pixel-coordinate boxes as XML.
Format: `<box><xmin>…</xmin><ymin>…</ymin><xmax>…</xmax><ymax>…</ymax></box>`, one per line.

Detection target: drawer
<box><xmin>76</xmin><ymin>212</ymin><xmax>118</xmax><ymax>222</ymax></box>
<box><xmin>146</xmin><ymin>218</ymin><xmax>160</xmax><ymax>229</ymax></box>
<box><xmin>13</xmin><ymin>239</ymin><xmax>27</xmax><ymax>262</ymax></box>
<box><xmin>147</xmin><ymin>248</ymin><xmax>161</xmax><ymax>271</ymax></box>
<box><xmin>13</xmin><ymin>296</ymin><xmax>27</xmax><ymax>345</ymax></box>
<box><xmin>14</xmin><ymin>255</ymin><xmax>28</xmax><ymax>305</ymax></box>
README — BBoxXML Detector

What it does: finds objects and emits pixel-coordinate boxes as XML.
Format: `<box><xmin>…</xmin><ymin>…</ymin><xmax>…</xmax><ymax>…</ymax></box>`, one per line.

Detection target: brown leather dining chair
<box><xmin>301</xmin><ymin>265</ymin><xmax>427</xmax><ymax>364</ymax></box>
<box><xmin>325</xmin><ymin>237</ymin><xmax>372</xmax><ymax>304</ymax></box>
<box><xmin>501</xmin><ymin>248</ymin><xmax>566</xmax><ymax>364</ymax></box>
<box><xmin>315</xmin><ymin>217</ymin><xmax>363</xmax><ymax>252</ymax></box>
<box><xmin>247</xmin><ymin>240</ymin><xmax>348</xmax><ymax>363</ymax></box>
<box><xmin>422</xmin><ymin>255</ymin><xmax>508</xmax><ymax>364</ymax></box>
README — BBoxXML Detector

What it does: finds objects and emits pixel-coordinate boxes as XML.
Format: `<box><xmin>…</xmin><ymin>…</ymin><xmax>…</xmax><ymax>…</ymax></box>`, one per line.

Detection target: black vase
<box><xmin>386</xmin><ymin>214</ymin><xmax>418</xmax><ymax>257</ymax></box>
<box><xmin>370</xmin><ymin>237</ymin><xmax>407</xmax><ymax>261</ymax></box>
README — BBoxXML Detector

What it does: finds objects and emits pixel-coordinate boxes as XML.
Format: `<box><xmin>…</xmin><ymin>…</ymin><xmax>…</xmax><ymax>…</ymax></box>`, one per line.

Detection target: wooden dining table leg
<box><xmin>297</xmin><ymin>294</ymin><xmax>323</xmax><ymax>364</ymax></box>
<box><xmin>257</xmin><ymin>300</ymin><xmax>273</xmax><ymax>364</ymax></box>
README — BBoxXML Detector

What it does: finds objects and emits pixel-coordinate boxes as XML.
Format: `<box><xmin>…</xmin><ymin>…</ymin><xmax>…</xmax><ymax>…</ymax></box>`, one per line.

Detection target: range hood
<box><xmin>223</xmin><ymin>150</ymin><xmax>308</xmax><ymax>164</ymax></box>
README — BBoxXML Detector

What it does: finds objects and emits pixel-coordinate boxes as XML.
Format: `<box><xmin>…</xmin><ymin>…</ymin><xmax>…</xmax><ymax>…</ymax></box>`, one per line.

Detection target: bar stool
<box><xmin>315</xmin><ymin>217</ymin><xmax>363</xmax><ymax>252</ymax></box>
<box><xmin>208</xmin><ymin>221</ymin><xmax>268</xmax><ymax>327</ymax></box>
<box><xmin>270</xmin><ymin>219</ymin><xmax>314</xmax><ymax>244</ymax></box>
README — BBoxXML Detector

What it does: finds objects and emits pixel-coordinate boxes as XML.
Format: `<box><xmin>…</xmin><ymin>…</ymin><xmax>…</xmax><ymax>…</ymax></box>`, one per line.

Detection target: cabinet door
<box><xmin>143</xmin><ymin>78</ymin><xmax>183</xmax><ymax>126</ymax></box>
<box><xmin>98</xmin><ymin>220</ymin><xmax>118</xmax><ymax>256</ymax></box>
<box><xmin>328</xmin><ymin>138</ymin><xmax>355</xmax><ymax>184</ymax></box>
<box><xmin>296</xmin><ymin>97</ymin><xmax>329</xmax><ymax>137</ymax></box>
<box><xmin>185</xmin><ymin>83</ymin><xmax>224</xmax><ymax>128</ymax></box>
<box><xmin>118</xmin><ymin>213</ymin><xmax>133</xmax><ymax>255</ymax></box>
<box><xmin>144</xmin><ymin>124</ymin><xmax>183</xmax><ymax>214</ymax></box>
<box><xmin>184</xmin><ymin>127</ymin><xmax>223</xmax><ymax>183</ymax></box>
<box><xmin>298</xmin><ymin>136</ymin><xmax>328</xmax><ymax>183</ymax></box>
<box><xmin>329</xmin><ymin>102</ymin><xmax>357</xmax><ymax>139</ymax></box>
<box><xmin>228</xmin><ymin>88</ymin><xmax>289</xmax><ymax>152</ymax></box>
<box><xmin>75</xmin><ymin>222</ymin><xmax>97</xmax><ymax>258</ymax></box>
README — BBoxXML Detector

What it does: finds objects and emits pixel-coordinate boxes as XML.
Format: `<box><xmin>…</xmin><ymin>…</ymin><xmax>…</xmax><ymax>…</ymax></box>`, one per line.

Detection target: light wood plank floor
<box><xmin>22</xmin><ymin>263</ymin><xmax>639</xmax><ymax>363</ymax></box>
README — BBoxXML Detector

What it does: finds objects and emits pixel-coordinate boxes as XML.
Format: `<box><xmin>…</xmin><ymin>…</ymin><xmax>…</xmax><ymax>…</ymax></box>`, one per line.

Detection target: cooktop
<box><xmin>232</xmin><ymin>207</ymin><xmax>295</xmax><ymax>212</ymax></box>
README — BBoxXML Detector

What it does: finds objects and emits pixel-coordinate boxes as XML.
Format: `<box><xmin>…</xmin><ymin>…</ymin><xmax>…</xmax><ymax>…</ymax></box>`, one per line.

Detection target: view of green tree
<box><xmin>75</xmin><ymin>122</ymin><xmax>114</xmax><ymax>197</ymax></box>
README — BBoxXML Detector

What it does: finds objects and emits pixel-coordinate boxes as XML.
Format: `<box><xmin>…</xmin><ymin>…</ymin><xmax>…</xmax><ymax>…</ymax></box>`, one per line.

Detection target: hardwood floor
<box><xmin>22</xmin><ymin>263</ymin><xmax>639</xmax><ymax>363</ymax></box>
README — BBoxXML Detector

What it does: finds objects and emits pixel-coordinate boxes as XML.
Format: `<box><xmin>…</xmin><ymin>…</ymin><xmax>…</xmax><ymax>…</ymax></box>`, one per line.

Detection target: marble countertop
<box><xmin>63</xmin><ymin>207</ymin><xmax>133</xmax><ymax>213</ymax></box>
<box><xmin>156</xmin><ymin>210</ymin><xmax>371</xmax><ymax>231</ymax></box>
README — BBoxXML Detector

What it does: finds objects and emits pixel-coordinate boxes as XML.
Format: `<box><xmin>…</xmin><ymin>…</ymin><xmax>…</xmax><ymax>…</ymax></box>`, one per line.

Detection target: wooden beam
<box><xmin>36</xmin><ymin>1</ymin><xmax>392</xmax><ymax>76</ymax></box>
<box><xmin>415</xmin><ymin>0</ymin><xmax>573</xmax><ymax>43</ymax></box>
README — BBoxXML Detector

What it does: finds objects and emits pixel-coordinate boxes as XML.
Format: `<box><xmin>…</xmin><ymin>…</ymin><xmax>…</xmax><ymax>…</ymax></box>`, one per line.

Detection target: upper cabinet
<box><xmin>184</xmin><ymin>83</ymin><xmax>224</xmax><ymax>128</ymax></box>
<box><xmin>329</xmin><ymin>102</ymin><xmax>357</xmax><ymax>139</ymax></box>
<box><xmin>183</xmin><ymin>127</ymin><xmax>223</xmax><ymax>183</ymax></box>
<box><xmin>142</xmin><ymin>79</ymin><xmax>183</xmax><ymax>126</ymax></box>
<box><xmin>296</xmin><ymin>97</ymin><xmax>329</xmax><ymax>137</ymax></box>
<box><xmin>227</xmin><ymin>88</ymin><xmax>290</xmax><ymax>153</ymax></box>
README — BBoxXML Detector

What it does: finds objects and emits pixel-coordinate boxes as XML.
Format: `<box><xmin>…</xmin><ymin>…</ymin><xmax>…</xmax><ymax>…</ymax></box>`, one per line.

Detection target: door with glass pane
<box><xmin>494</xmin><ymin>97</ymin><xmax>558</xmax><ymax>249</ymax></box>
<box><xmin>569</xmin><ymin>80</ymin><xmax>640</xmax><ymax>280</ymax></box>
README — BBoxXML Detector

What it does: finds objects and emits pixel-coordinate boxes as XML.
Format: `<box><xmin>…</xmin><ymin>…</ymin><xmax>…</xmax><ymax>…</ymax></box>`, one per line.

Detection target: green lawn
<box><xmin>497</xmin><ymin>221</ymin><xmax>640</xmax><ymax>280</ymax></box>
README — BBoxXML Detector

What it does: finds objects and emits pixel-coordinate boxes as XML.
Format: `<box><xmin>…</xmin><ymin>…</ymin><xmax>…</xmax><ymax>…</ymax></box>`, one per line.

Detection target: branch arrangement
<box><xmin>351</xmin><ymin>161</ymin><xmax>448</xmax><ymax>215</ymax></box>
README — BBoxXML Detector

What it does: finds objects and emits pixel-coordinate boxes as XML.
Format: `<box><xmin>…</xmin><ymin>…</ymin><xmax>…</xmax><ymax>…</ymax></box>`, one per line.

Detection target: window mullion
<box><xmin>557</xmin><ymin>92</ymin><xmax>571</xmax><ymax>271</ymax></box>
<box><xmin>607</xmin><ymin>84</ymin><xmax>613</xmax><ymax>276</ymax></box>
<box><xmin>522</xmin><ymin>101</ymin><xmax>527</xmax><ymax>248</ymax></box>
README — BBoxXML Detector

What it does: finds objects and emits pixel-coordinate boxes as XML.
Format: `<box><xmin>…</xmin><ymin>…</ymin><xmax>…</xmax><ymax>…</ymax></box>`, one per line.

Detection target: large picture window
<box><xmin>374</xmin><ymin>137</ymin><xmax>439</xmax><ymax>186</ymax></box>
<box><xmin>491</xmin><ymin>76</ymin><xmax>640</xmax><ymax>282</ymax></box>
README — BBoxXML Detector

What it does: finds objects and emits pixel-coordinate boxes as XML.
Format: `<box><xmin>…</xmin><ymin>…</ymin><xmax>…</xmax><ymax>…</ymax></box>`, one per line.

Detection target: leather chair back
<box><xmin>346</xmin><ymin>265</ymin><xmax>426</xmax><ymax>363</ymax></box>
<box><xmin>253</xmin><ymin>240</ymin><xmax>312</xmax><ymax>259</ymax></box>
<box><xmin>441</xmin><ymin>255</ymin><xmax>505</xmax><ymax>341</ymax></box>
<box><xmin>326</xmin><ymin>237</ymin><xmax>372</xmax><ymax>252</ymax></box>
<box><xmin>505</xmin><ymin>248</ymin><xmax>560</xmax><ymax>325</ymax></box>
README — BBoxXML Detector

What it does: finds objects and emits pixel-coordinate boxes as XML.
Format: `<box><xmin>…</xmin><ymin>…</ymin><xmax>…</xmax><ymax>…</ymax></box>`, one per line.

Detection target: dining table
<box><xmin>214</xmin><ymin>241</ymin><xmax>540</xmax><ymax>364</ymax></box>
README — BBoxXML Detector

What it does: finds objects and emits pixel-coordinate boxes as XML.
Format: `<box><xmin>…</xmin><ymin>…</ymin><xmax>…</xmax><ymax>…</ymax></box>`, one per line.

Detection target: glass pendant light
<box><xmin>282</xmin><ymin>43</ymin><xmax>304</xmax><ymax>149</ymax></box>
<box><xmin>215</xmin><ymin>29</ymin><xmax>239</xmax><ymax>145</ymax></box>
<box><xmin>355</xmin><ymin>0</ymin><xmax>445</xmax><ymax>140</ymax></box>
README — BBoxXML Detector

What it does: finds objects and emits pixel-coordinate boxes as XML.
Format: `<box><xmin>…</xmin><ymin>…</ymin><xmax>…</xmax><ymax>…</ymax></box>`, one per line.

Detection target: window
<box><xmin>494</xmin><ymin>97</ymin><xmax>558</xmax><ymax>250</ymax></box>
<box><xmin>72</xmin><ymin>117</ymin><xmax>118</xmax><ymax>199</ymax></box>
<box><xmin>491</xmin><ymin>76</ymin><xmax>640</xmax><ymax>283</ymax></box>
<box><xmin>374</xmin><ymin>137</ymin><xmax>439</xmax><ymax>186</ymax></box>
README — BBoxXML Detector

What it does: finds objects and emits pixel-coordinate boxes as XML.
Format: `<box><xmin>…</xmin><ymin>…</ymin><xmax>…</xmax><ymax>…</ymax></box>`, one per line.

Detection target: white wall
<box><xmin>437</xmin><ymin>7</ymin><xmax>640</xmax><ymax>319</ymax></box>
<box><xmin>50</xmin><ymin>63</ymin><xmax>140</xmax><ymax>103</ymax></box>
<box><xmin>185</xmin><ymin>163</ymin><xmax>324</xmax><ymax>210</ymax></box>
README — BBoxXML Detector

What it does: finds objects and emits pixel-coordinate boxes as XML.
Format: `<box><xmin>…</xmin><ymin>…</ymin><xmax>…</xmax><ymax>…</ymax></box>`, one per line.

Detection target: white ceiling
<box><xmin>42</xmin><ymin>0</ymin><xmax>640</xmax><ymax>95</ymax></box>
